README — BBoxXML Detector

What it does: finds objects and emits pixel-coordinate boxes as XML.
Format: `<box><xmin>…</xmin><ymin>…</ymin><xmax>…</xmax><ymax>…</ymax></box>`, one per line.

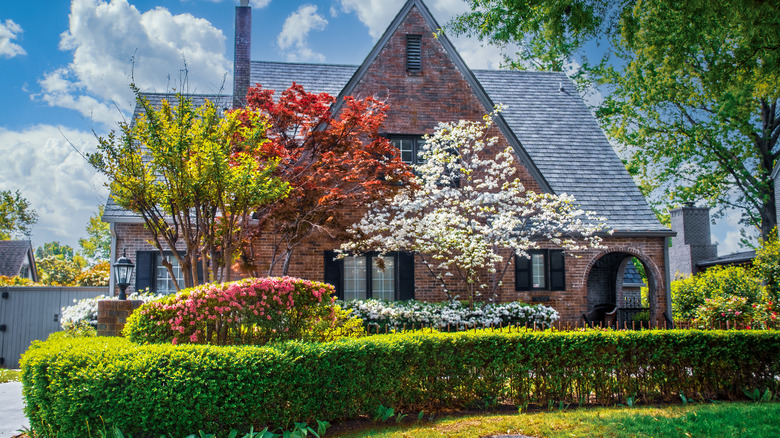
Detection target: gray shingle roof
<box><xmin>249</xmin><ymin>61</ymin><xmax>356</xmax><ymax>97</ymax></box>
<box><xmin>107</xmin><ymin>62</ymin><xmax>665</xmax><ymax>233</ymax></box>
<box><xmin>472</xmin><ymin>70</ymin><xmax>663</xmax><ymax>232</ymax></box>
<box><xmin>0</xmin><ymin>240</ymin><xmax>34</xmax><ymax>277</ymax></box>
<box><xmin>698</xmin><ymin>250</ymin><xmax>756</xmax><ymax>268</ymax></box>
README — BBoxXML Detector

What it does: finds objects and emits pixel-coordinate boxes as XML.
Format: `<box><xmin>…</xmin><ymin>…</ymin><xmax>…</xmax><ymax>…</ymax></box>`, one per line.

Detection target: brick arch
<box><xmin>582</xmin><ymin>247</ymin><xmax>664</xmax><ymax>323</ymax></box>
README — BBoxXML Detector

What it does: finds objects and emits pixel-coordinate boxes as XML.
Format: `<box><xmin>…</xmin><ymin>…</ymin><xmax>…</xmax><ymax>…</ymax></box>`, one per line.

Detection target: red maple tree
<box><xmin>237</xmin><ymin>83</ymin><xmax>415</xmax><ymax>275</ymax></box>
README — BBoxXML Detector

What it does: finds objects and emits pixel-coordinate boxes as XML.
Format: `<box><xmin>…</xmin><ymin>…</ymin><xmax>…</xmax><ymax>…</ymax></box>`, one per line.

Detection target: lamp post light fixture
<box><xmin>113</xmin><ymin>249</ymin><xmax>135</xmax><ymax>300</ymax></box>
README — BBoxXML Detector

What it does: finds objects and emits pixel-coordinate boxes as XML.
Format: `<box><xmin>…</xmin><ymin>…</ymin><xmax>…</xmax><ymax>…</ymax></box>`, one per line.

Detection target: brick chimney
<box><xmin>233</xmin><ymin>0</ymin><xmax>251</xmax><ymax>109</ymax></box>
<box><xmin>669</xmin><ymin>204</ymin><xmax>718</xmax><ymax>276</ymax></box>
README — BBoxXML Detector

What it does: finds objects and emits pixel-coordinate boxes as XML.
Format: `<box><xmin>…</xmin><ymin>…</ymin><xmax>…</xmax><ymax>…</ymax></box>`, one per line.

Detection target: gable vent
<box><xmin>406</xmin><ymin>34</ymin><xmax>422</xmax><ymax>72</ymax></box>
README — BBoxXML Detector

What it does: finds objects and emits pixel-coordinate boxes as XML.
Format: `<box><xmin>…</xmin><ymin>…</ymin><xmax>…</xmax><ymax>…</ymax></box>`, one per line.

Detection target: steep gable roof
<box><xmin>0</xmin><ymin>240</ymin><xmax>36</xmax><ymax>279</ymax></box>
<box><xmin>332</xmin><ymin>0</ymin><xmax>551</xmax><ymax>193</ymax></box>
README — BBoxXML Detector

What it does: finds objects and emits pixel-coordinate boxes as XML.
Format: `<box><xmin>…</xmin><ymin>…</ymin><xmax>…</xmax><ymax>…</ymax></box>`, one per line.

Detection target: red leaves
<box><xmin>236</xmin><ymin>82</ymin><xmax>416</xmax><ymax>274</ymax></box>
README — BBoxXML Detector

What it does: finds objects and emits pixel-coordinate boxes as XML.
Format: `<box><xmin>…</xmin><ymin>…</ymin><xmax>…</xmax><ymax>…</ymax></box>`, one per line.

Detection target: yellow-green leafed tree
<box><xmin>88</xmin><ymin>86</ymin><xmax>290</xmax><ymax>291</ymax></box>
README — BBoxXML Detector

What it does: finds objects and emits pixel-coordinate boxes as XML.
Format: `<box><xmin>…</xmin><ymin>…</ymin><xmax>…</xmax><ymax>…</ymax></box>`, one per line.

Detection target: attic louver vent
<box><xmin>406</xmin><ymin>34</ymin><xmax>422</xmax><ymax>72</ymax></box>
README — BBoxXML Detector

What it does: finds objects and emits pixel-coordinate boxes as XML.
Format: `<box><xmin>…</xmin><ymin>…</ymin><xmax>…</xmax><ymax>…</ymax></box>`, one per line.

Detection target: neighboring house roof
<box><xmin>104</xmin><ymin>0</ymin><xmax>667</xmax><ymax>235</ymax></box>
<box><xmin>622</xmin><ymin>262</ymin><xmax>646</xmax><ymax>287</ymax></box>
<box><xmin>698</xmin><ymin>250</ymin><xmax>756</xmax><ymax>269</ymax></box>
<box><xmin>0</xmin><ymin>240</ymin><xmax>37</xmax><ymax>280</ymax></box>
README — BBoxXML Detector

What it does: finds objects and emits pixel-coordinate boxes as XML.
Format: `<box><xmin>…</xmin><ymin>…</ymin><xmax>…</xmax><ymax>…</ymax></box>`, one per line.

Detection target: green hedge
<box><xmin>22</xmin><ymin>330</ymin><xmax>780</xmax><ymax>437</ymax></box>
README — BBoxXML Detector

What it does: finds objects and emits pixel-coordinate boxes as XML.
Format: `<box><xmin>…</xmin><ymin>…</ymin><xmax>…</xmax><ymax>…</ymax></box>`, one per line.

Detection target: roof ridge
<box><xmin>251</xmin><ymin>60</ymin><xmax>359</xmax><ymax>68</ymax></box>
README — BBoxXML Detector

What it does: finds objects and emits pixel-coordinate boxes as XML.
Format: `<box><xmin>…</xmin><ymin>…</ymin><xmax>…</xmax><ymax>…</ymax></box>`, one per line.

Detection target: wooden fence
<box><xmin>358</xmin><ymin>317</ymin><xmax>779</xmax><ymax>335</ymax></box>
<box><xmin>0</xmin><ymin>286</ymin><xmax>107</xmax><ymax>368</ymax></box>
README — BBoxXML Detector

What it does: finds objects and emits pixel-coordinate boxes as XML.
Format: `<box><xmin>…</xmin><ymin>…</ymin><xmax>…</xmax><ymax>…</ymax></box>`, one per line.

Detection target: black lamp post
<box><xmin>113</xmin><ymin>249</ymin><xmax>135</xmax><ymax>300</ymax></box>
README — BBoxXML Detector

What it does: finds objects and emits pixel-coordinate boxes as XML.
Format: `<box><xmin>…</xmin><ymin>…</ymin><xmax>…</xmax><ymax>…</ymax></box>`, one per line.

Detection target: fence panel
<box><xmin>0</xmin><ymin>287</ymin><xmax>106</xmax><ymax>369</ymax></box>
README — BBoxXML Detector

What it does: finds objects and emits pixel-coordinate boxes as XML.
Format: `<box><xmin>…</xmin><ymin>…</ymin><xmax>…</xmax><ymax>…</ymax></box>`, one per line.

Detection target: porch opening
<box><xmin>585</xmin><ymin>252</ymin><xmax>657</xmax><ymax>327</ymax></box>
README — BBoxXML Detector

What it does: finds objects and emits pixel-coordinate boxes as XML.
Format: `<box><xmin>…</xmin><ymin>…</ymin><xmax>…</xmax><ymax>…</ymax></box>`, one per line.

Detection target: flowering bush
<box><xmin>0</xmin><ymin>275</ymin><xmax>39</xmax><ymax>286</ymax></box>
<box><xmin>750</xmin><ymin>300</ymin><xmax>778</xmax><ymax>329</ymax></box>
<box><xmin>124</xmin><ymin>277</ymin><xmax>346</xmax><ymax>346</ymax></box>
<box><xmin>74</xmin><ymin>261</ymin><xmax>110</xmax><ymax>286</ymax></box>
<box><xmin>695</xmin><ymin>296</ymin><xmax>754</xmax><ymax>328</ymax></box>
<box><xmin>341</xmin><ymin>299</ymin><xmax>559</xmax><ymax>330</ymax></box>
<box><xmin>60</xmin><ymin>292</ymin><xmax>163</xmax><ymax>332</ymax></box>
<box><xmin>671</xmin><ymin>265</ymin><xmax>764</xmax><ymax>320</ymax></box>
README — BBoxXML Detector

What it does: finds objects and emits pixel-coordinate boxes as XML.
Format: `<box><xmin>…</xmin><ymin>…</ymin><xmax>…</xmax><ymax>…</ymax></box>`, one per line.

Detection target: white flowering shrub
<box><xmin>340</xmin><ymin>299</ymin><xmax>559</xmax><ymax>330</ymax></box>
<box><xmin>343</xmin><ymin>111</ymin><xmax>607</xmax><ymax>307</ymax></box>
<box><xmin>60</xmin><ymin>292</ymin><xmax>164</xmax><ymax>331</ymax></box>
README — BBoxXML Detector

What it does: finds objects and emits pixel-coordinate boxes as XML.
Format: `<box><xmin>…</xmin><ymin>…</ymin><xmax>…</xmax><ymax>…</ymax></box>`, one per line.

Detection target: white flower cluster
<box><xmin>340</xmin><ymin>299</ymin><xmax>559</xmax><ymax>330</ymax></box>
<box><xmin>343</xmin><ymin>110</ymin><xmax>608</xmax><ymax>302</ymax></box>
<box><xmin>60</xmin><ymin>292</ymin><xmax>164</xmax><ymax>329</ymax></box>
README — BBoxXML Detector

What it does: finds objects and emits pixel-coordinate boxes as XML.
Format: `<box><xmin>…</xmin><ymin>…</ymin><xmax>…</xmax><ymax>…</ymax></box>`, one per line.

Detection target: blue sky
<box><xmin>0</xmin><ymin>0</ymin><xmax>747</xmax><ymax>255</ymax></box>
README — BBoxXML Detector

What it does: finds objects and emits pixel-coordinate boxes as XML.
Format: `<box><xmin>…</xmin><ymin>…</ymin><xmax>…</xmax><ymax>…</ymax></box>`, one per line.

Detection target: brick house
<box><xmin>103</xmin><ymin>0</ymin><xmax>674</xmax><ymax>324</ymax></box>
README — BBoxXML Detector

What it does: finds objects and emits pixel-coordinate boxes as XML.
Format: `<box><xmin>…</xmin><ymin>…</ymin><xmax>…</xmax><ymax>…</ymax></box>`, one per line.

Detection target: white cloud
<box><xmin>0</xmin><ymin>18</ymin><xmax>26</xmax><ymax>58</ymax></box>
<box><xmin>35</xmin><ymin>0</ymin><xmax>231</xmax><ymax>130</ymax></box>
<box><xmin>0</xmin><ymin>125</ymin><xmax>108</xmax><ymax>249</ymax></box>
<box><xmin>277</xmin><ymin>5</ymin><xmax>328</xmax><ymax>62</ymax></box>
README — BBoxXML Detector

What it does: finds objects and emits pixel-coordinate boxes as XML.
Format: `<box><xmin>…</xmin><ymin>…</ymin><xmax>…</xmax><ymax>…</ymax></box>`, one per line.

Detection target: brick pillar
<box><xmin>232</xmin><ymin>2</ymin><xmax>251</xmax><ymax>109</ymax></box>
<box><xmin>97</xmin><ymin>300</ymin><xmax>144</xmax><ymax>337</ymax></box>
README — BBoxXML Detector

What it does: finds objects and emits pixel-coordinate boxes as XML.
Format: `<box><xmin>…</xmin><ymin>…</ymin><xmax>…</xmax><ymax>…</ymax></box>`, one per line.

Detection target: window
<box><xmin>136</xmin><ymin>250</ymin><xmax>195</xmax><ymax>294</ymax></box>
<box><xmin>154</xmin><ymin>253</ymin><xmax>185</xmax><ymax>294</ymax></box>
<box><xmin>389</xmin><ymin>135</ymin><xmax>425</xmax><ymax>165</ymax></box>
<box><xmin>515</xmin><ymin>250</ymin><xmax>566</xmax><ymax>291</ymax></box>
<box><xmin>406</xmin><ymin>34</ymin><xmax>422</xmax><ymax>72</ymax></box>
<box><xmin>324</xmin><ymin>251</ymin><xmax>415</xmax><ymax>301</ymax></box>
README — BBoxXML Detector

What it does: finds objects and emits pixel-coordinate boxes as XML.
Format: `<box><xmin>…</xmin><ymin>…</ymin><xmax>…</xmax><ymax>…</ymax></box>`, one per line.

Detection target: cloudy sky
<box><xmin>0</xmin><ymin>0</ymin><xmax>745</xmax><ymax>255</ymax></box>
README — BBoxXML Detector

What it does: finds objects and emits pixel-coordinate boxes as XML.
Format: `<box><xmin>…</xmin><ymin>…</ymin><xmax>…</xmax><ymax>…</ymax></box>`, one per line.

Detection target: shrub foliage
<box><xmin>124</xmin><ymin>277</ymin><xmax>343</xmax><ymax>345</ymax></box>
<box><xmin>21</xmin><ymin>330</ymin><xmax>780</xmax><ymax>437</ymax></box>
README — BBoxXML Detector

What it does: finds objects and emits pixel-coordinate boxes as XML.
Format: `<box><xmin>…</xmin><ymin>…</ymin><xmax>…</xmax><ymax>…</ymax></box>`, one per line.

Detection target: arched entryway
<box><xmin>585</xmin><ymin>251</ymin><xmax>661</xmax><ymax>327</ymax></box>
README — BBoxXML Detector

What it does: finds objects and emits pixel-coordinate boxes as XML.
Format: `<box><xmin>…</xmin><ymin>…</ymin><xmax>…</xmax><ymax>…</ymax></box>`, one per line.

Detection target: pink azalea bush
<box><xmin>124</xmin><ymin>277</ymin><xmax>348</xmax><ymax>346</ymax></box>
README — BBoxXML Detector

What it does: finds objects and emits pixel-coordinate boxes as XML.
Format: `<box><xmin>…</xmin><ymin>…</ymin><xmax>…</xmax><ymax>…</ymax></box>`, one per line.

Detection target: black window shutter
<box><xmin>398</xmin><ymin>251</ymin><xmax>415</xmax><ymax>300</ymax></box>
<box><xmin>515</xmin><ymin>254</ymin><xmax>531</xmax><ymax>291</ymax></box>
<box><xmin>323</xmin><ymin>251</ymin><xmax>343</xmax><ymax>300</ymax></box>
<box><xmin>549</xmin><ymin>250</ymin><xmax>566</xmax><ymax>291</ymax></box>
<box><xmin>135</xmin><ymin>251</ymin><xmax>155</xmax><ymax>293</ymax></box>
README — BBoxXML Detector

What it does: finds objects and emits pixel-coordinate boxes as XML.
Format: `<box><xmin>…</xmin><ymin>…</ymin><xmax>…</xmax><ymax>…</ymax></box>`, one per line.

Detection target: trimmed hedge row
<box><xmin>22</xmin><ymin>330</ymin><xmax>780</xmax><ymax>437</ymax></box>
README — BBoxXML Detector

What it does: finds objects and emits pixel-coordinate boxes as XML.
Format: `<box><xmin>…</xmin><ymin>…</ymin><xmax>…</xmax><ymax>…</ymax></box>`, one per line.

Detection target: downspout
<box><xmin>109</xmin><ymin>222</ymin><xmax>117</xmax><ymax>298</ymax></box>
<box><xmin>663</xmin><ymin>235</ymin><xmax>674</xmax><ymax>328</ymax></box>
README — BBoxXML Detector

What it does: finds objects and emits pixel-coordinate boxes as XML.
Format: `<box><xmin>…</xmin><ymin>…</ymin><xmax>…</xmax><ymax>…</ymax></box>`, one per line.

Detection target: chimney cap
<box><xmin>240</xmin><ymin>0</ymin><xmax>249</xmax><ymax>6</ymax></box>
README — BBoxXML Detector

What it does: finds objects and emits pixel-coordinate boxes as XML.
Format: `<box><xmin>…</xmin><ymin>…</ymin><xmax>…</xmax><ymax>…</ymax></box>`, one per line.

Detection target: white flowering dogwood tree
<box><xmin>343</xmin><ymin>111</ymin><xmax>608</xmax><ymax>308</ymax></box>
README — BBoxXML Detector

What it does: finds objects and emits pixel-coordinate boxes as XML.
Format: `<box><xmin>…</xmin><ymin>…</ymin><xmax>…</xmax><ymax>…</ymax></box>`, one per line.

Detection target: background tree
<box><xmin>451</xmin><ymin>0</ymin><xmax>780</xmax><ymax>240</ymax></box>
<box><xmin>78</xmin><ymin>206</ymin><xmax>111</xmax><ymax>264</ymax></box>
<box><xmin>239</xmin><ymin>84</ymin><xmax>414</xmax><ymax>276</ymax></box>
<box><xmin>35</xmin><ymin>242</ymin><xmax>86</xmax><ymax>286</ymax></box>
<box><xmin>343</xmin><ymin>113</ymin><xmax>606</xmax><ymax>308</ymax></box>
<box><xmin>89</xmin><ymin>87</ymin><xmax>289</xmax><ymax>290</ymax></box>
<box><xmin>0</xmin><ymin>189</ymin><xmax>38</xmax><ymax>239</ymax></box>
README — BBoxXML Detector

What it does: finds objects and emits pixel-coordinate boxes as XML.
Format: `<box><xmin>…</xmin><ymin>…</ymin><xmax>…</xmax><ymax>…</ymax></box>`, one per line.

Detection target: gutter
<box><xmin>109</xmin><ymin>222</ymin><xmax>117</xmax><ymax>298</ymax></box>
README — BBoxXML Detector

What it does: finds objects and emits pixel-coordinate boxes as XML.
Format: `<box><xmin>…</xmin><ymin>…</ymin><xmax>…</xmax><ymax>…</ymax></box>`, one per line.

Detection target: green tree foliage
<box><xmin>35</xmin><ymin>241</ymin><xmax>87</xmax><ymax>286</ymax></box>
<box><xmin>0</xmin><ymin>189</ymin><xmax>37</xmax><ymax>239</ymax></box>
<box><xmin>78</xmin><ymin>206</ymin><xmax>110</xmax><ymax>264</ymax></box>
<box><xmin>753</xmin><ymin>231</ymin><xmax>780</xmax><ymax>301</ymax></box>
<box><xmin>74</xmin><ymin>261</ymin><xmax>110</xmax><ymax>287</ymax></box>
<box><xmin>671</xmin><ymin>265</ymin><xmax>763</xmax><ymax>320</ymax></box>
<box><xmin>89</xmin><ymin>86</ymin><xmax>289</xmax><ymax>290</ymax></box>
<box><xmin>37</xmin><ymin>256</ymin><xmax>82</xmax><ymax>286</ymax></box>
<box><xmin>451</xmin><ymin>0</ymin><xmax>780</xmax><ymax>240</ymax></box>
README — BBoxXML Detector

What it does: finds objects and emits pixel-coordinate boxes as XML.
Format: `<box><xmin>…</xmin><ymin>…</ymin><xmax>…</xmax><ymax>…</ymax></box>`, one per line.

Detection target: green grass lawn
<box><xmin>331</xmin><ymin>402</ymin><xmax>780</xmax><ymax>438</ymax></box>
<box><xmin>0</xmin><ymin>368</ymin><xmax>21</xmax><ymax>383</ymax></box>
